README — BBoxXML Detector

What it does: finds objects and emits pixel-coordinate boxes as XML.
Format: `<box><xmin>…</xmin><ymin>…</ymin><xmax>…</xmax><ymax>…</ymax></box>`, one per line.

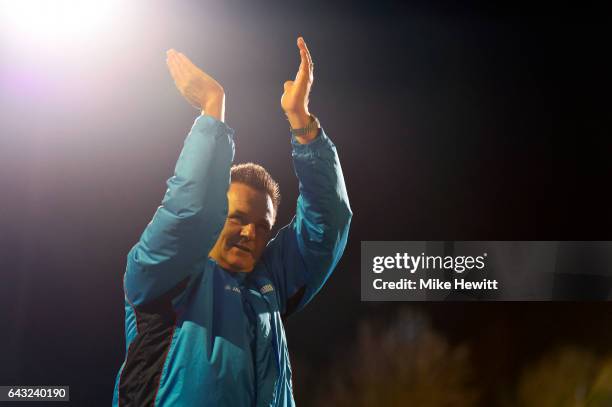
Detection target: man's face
<box><xmin>209</xmin><ymin>182</ymin><xmax>275</xmax><ymax>273</ymax></box>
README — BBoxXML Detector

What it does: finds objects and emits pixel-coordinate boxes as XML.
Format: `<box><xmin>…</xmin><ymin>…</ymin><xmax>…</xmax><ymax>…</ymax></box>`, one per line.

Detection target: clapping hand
<box><xmin>166</xmin><ymin>49</ymin><xmax>225</xmax><ymax>121</ymax></box>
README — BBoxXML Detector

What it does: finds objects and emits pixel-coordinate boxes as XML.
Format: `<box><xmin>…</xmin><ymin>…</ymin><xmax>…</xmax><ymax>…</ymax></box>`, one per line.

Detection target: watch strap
<box><xmin>290</xmin><ymin>115</ymin><xmax>320</xmax><ymax>136</ymax></box>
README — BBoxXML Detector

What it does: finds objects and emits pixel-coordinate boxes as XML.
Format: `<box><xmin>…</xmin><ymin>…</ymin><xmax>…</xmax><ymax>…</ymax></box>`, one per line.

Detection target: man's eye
<box><xmin>228</xmin><ymin>216</ymin><xmax>243</xmax><ymax>224</ymax></box>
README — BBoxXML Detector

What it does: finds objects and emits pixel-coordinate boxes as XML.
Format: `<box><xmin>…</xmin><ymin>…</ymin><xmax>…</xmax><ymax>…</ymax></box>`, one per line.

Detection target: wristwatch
<box><xmin>290</xmin><ymin>114</ymin><xmax>320</xmax><ymax>137</ymax></box>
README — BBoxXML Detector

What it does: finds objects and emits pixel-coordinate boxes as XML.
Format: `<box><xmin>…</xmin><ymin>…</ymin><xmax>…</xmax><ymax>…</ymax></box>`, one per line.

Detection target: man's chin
<box><xmin>225</xmin><ymin>253</ymin><xmax>255</xmax><ymax>273</ymax></box>
<box><xmin>228</xmin><ymin>262</ymin><xmax>255</xmax><ymax>273</ymax></box>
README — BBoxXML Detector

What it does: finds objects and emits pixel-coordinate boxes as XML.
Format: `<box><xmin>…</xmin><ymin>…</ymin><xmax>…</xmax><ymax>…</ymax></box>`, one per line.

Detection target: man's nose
<box><xmin>240</xmin><ymin>223</ymin><xmax>256</xmax><ymax>239</ymax></box>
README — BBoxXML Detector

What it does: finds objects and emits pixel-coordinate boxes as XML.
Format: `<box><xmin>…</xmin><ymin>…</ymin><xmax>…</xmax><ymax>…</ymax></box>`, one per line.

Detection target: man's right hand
<box><xmin>166</xmin><ymin>49</ymin><xmax>225</xmax><ymax>122</ymax></box>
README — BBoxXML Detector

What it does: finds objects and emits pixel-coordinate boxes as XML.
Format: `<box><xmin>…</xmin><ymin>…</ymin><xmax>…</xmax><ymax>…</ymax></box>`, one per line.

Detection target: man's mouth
<box><xmin>233</xmin><ymin>243</ymin><xmax>252</xmax><ymax>253</ymax></box>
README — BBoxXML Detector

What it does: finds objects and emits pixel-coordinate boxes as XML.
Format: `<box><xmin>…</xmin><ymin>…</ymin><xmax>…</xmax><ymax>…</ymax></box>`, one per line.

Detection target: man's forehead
<box><xmin>228</xmin><ymin>183</ymin><xmax>275</xmax><ymax>219</ymax></box>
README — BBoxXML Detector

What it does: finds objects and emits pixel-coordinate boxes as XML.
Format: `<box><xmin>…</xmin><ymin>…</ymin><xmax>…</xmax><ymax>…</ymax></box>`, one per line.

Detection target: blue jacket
<box><xmin>113</xmin><ymin>115</ymin><xmax>352</xmax><ymax>406</ymax></box>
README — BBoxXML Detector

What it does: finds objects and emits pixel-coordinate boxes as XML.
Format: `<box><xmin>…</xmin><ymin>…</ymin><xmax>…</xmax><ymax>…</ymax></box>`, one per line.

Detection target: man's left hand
<box><xmin>282</xmin><ymin>37</ymin><xmax>317</xmax><ymax>141</ymax></box>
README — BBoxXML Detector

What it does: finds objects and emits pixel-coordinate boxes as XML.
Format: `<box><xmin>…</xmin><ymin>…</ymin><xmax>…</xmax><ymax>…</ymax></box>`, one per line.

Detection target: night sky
<box><xmin>1</xmin><ymin>0</ymin><xmax>611</xmax><ymax>405</ymax></box>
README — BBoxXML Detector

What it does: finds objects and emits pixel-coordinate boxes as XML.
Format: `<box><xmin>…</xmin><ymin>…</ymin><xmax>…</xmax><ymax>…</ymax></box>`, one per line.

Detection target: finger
<box><xmin>176</xmin><ymin>52</ymin><xmax>195</xmax><ymax>68</ymax></box>
<box><xmin>298</xmin><ymin>37</ymin><xmax>313</xmax><ymax>78</ymax></box>
<box><xmin>173</xmin><ymin>52</ymin><xmax>192</xmax><ymax>73</ymax></box>
<box><xmin>298</xmin><ymin>37</ymin><xmax>313</xmax><ymax>67</ymax></box>
<box><xmin>167</xmin><ymin>54</ymin><xmax>186</xmax><ymax>84</ymax></box>
<box><xmin>177</xmin><ymin>52</ymin><xmax>205</xmax><ymax>74</ymax></box>
<box><xmin>166</xmin><ymin>49</ymin><xmax>180</xmax><ymax>68</ymax></box>
<box><xmin>294</xmin><ymin>49</ymin><xmax>310</xmax><ymax>84</ymax></box>
<box><xmin>166</xmin><ymin>53</ymin><xmax>179</xmax><ymax>74</ymax></box>
<box><xmin>295</xmin><ymin>38</ymin><xmax>313</xmax><ymax>85</ymax></box>
<box><xmin>283</xmin><ymin>80</ymin><xmax>293</xmax><ymax>92</ymax></box>
<box><xmin>166</xmin><ymin>53</ymin><xmax>179</xmax><ymax>76</ymax></box>
<box><xmin>169</xmin><ymin>52</ymin><xmax>195</xmax><ymax>81</ymax></box>
<box><xmin>176</xmin><ymin>52</ymin><xmax>215</xmax><ymax>82</ymax></box>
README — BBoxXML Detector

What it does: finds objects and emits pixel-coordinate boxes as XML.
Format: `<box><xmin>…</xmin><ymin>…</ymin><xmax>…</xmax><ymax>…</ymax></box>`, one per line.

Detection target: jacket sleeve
<box><xmin>262</xmin><ymin>127</ymin><xmax>352</xmax><ymax>317</ymax></box>
<box><xmin>124</xmin><ymin>115</ymin><xmax>235</xmax><ymax>306</ymax></box>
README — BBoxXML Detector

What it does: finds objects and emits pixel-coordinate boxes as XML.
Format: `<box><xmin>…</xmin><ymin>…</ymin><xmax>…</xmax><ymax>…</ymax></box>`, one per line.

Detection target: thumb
<box><xmin>283</xmin><ymin>80</ymin><xmax>293</xmax><ymax>92</ymax></box>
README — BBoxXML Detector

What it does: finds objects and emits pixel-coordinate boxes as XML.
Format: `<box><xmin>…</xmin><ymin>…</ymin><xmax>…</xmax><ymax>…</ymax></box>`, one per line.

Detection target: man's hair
<box><xmin>230</xmin><ymin>163</ymin><xmax>281</xmax><ymax>214</ymax></box>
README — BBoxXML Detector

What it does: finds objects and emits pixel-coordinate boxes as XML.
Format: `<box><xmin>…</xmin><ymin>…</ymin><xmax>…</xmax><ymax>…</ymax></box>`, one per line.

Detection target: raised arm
<box><xmin>264</xmin><ymin>38</ymin><xmax>352</xmax><ymax>316</ymax></box>
<box><xmin>124</xmin><ymin>50</ymin><xmax>234</xmax><ymax>306</ymax></box>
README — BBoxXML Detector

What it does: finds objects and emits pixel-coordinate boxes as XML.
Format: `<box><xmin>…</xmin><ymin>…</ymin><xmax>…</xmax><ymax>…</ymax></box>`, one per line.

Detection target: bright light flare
<box><xmin>0</xmin><ymin>0</ymin><xmax>119</xmax><ymax>46</ymax></box>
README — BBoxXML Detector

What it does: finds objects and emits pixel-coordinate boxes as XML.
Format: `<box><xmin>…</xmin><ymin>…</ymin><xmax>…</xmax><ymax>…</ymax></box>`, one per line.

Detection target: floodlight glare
<box><xmin>0</xmin><ymin>0</ymin><xmax>119</xmax><ymax>45</ymax></box>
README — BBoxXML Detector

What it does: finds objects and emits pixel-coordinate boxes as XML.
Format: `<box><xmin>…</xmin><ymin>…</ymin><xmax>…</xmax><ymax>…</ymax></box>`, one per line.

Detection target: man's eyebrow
<box><xmin>256</xmin><ymin>215</ymin><xmax>272</xmax><ymax>230</ymax></box>
<box><xmin>230</xmin><ymin>210</ymin><xmax>272</xmax><ymax>229</ymax></box>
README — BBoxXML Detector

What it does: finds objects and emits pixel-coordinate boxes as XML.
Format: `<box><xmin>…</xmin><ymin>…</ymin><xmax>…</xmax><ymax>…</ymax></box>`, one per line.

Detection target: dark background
<box><xmin>1</xmin><ymin>0</ymin><xmax>610</xmax><ymax>405</ymax></box>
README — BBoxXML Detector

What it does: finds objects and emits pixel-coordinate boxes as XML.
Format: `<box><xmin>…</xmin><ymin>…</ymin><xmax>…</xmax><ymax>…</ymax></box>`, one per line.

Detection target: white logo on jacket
<box><xmin>224</xmin><ymin>284</ymin><xmax>241</xmax><ymax>293</ymax></box>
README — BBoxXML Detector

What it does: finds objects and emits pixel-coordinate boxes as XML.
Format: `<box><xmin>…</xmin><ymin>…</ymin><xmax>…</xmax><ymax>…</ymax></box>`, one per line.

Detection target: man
<box><xmin>112</xmin><ymin>37</ymin><xmax>352</xmax><ymax>406</ymax></box>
